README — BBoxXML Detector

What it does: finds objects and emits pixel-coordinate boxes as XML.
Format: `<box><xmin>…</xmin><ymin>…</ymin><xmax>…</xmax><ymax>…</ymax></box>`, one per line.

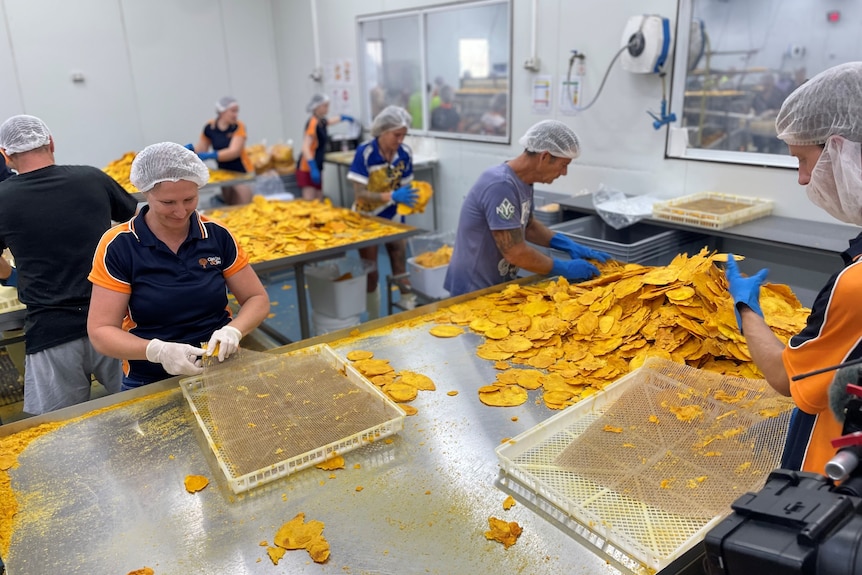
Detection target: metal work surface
<box><xmin>2</xmin><ymin>317</ymin><xmax>620</xmax><ymax>574</ymax></box>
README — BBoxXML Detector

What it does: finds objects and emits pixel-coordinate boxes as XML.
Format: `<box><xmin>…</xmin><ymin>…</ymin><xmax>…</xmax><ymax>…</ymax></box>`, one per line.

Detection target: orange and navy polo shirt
<box><xmin>299</xmin><ymin>115</ymin><xmax>328</xmax><ymax>173</ymax></box>
<box><xmin>782</xmin><ymin>231</ymin><xmax>862</xmax><ymax>473</ymax></box>
<box><xmin>89</xmin><ymin>206</ymin><xmax>249</xmax><ymax>384</ymax></box>
<box><xmin>201</xmin><ymin>119</ymin><xmax>253</xmax><ymax>173</ymax></box>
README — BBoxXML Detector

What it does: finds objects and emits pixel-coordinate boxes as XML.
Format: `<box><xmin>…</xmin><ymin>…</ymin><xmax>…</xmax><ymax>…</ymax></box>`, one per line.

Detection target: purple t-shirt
<box><xmin>444</xmin><ymin>163</ymin><xmax>534</xmax><ymax>296</ymax></box>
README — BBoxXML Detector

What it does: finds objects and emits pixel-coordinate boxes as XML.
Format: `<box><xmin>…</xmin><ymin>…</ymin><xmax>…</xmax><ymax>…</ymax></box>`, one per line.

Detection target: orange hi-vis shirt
<box><xmin>783</xmin><ymin>245</ymin><xmax>862</xmax><ymax>474</ymax></box>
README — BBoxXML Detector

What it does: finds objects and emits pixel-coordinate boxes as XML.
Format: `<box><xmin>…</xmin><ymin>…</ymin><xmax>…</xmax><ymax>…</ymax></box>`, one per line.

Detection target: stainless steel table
<box><xmin>245</xmin><ymin>217</ymin><xmax>423</xmax><ymax>342</ymax></box>
<box><xmin>0</xmin><ymin>293</ymin><xmax>619</xmax><ymax>575</ymax></box>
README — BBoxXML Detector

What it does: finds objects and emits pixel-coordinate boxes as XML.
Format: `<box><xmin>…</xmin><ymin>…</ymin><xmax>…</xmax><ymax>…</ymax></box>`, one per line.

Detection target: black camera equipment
<box><xmin>702</xmin><ymin>364</ymin><xmax>862</xmax><ymax>575</ymax></box>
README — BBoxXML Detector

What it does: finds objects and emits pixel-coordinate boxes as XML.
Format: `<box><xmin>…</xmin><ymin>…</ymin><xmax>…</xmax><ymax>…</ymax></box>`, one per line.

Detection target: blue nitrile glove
<box><xmin>725</xmin><ymin>253</ymin><xmax>768</xmax><ymax>333</ymax></box>
<box><xmin>391</xmin><ymin>185</ymin><xmax>418</xmax><ymax>207</ymax></box>
<box><xmin>308</xmin><ymin>159</ymin><xmax>321</xmax><ymax>184</ymax></box>
<box><xmin>549</xmin><ymin>233</ymin><xmax>612</xmax><ymax>263</ymax></box>
<box><xmin>340</xmin><ymin>114</ymin><xmax>355</xmax><ymax>123</ymax></box>
<box><xmin>0</xmin><ymin>267</ymin><xmax>17</xmax><ymax>287</ymax></box>
<box><xmin>183</xmin><ymin>143</ymin><xmax>195</xmax><ymax>151</ymax></box>
<box><xmin>550</xmin><ymin>258</ymin><xmax>600</xmax><ymax>282</ymax></box>
<box><xmin>197</xmin><ymin>151</ymin><xmax>218</xmax><ymax>161</ymax></box>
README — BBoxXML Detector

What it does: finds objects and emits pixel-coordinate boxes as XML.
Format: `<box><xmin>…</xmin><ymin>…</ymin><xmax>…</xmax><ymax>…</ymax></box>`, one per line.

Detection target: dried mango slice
<box><xmin>479</xmin><ymin>385</ymin><xmax>528</xmax><ymax>407</ymax></box>
<box><xmin>315</xmin><ymin>456</ymin><xmax>345</xmax><ymax>471</ymax></box>
<box><xmin>184</xmin><ymin>474</ymin><xmax>209</xmax><ymax>493</ymax></box>
<box><xmin>383</xmin><ymin>382</ymin><xmax>419</xmax><ymax>402</ymax></box>
<box><xmin>346</xmin><ymin>350</ymin><xmax>374</xmax><ymax>361</ymax></box>
<box><xmin>398</xmin><ymin>370</ymin><xmax>436</xmax><ymax>391</ymax></box>
<box><xmin>429</xmin><ymin>325</ymin><xmax>463</xmax><ymax>338</ymax></box>
<box><xmin>485</xmin><ymin>517</ymin><xmax>523</xmax><ymax>548</ymax></box>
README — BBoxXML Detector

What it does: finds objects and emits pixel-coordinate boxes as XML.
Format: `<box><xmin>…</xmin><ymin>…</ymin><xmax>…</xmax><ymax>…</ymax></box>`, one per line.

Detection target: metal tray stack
<box><xmin>550</xmin><ymin>216</ymin><xmax>707</xmax><ymax>266</ymax></box>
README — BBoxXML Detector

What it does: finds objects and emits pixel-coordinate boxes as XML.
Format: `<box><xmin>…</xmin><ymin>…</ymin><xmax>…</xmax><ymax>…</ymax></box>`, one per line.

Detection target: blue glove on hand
<box><xmin>183</xmin><ymin>143</ymin><xmax>195</xmax><ymax>151</ymax></box>
<box><xmin>308</xmin><ymin>159</ymin><xmax>321</xmax><ymax>184</ymax></box>
<box><xmin>549</xmin><ymin>233</ymin><xmax>611</xmax><ymax>263</ymax></box>
<box><xmin>550</xmin><ymin>258</ymin><xmax>600</xmax><ymax>282</ymax></box>
<box><xmin>725</xmin><ymin>253</ymin><xmax>768</xmax><ymax>333</ymax></box>
<box><xmin>197</xmin><ymin>151</ymin><xmax>218</xmax><ymax>161</ymax></box>
<box><xmin>391</xmin><ymin>185</ymin><xmax>418</xmax><ymax>207</ymax></box>
<box><xmin>0</xmin><ymin>267</ymin><xmax>17</xmax><ymax>288</ymax></box>
<box><xmin>340</xmin><ymin>114</ymin><xmax>355</xmax><ymax>123</ymax></box>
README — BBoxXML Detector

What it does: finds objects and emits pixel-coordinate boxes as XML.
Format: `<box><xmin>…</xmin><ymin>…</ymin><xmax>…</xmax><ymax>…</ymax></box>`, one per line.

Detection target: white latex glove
<box><xmin>205</xmin><ymin>325</ymin><xmax>242</xmax><ymax>362</ymax></box>
<box><xmin>145</xmin><ymin>339</ymin><xmax>205</xmax><ymax>376</ymax></box>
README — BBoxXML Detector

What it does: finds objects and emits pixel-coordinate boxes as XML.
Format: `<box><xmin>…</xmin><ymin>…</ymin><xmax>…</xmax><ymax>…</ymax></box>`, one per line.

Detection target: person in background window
<box><xmin>724</xmin><ymin>62</ymin><xmax>862</xmax><ymax>474</ymax></box>
<box><xmin>430</xmin><ymin>85</ymin><xmax>461</xmax><ymax>132</ymax></box>
<box><xmin>445</xmin><ymin>120</ymin><xmax>609</xmax><ymax>297</ymax></box>
<box><xmin>88</xmin><ymin>143</ymin><xmax>270</xmax><ymax>388</ymax></box>
<box><xmin>296</xmin><ymin>93</ymin><xmax>354</xmax><ymax>201</ymax></box>
<box><xmin>348</xmin><ymin>106</ymin><xmax>418</xmax><ymax>318</ymax></box>
<box><xmin>480</xmin><ymin>92</ymin><xmax>507</xmax><ymax>136</ymax></box>
<box><xmin>190</xmin><ymin>96</ymin><xmax>254</xmax><ymax>205</ymax></box>
<box><xmin>0</xmin><ymin>114</ymin><xmax>138</xmax><ymax>415</ymax></box>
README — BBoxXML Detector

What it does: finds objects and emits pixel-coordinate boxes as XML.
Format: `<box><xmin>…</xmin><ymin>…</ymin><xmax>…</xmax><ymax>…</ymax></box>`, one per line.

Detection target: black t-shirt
<box><xmin>302</xmin><ymin>115</ymin><xmax>329</xmax><ymax>170</ymax></box>
<box><xmin>431</xmin><ymin>105</ymin><xmax>460</xmax><ymax>132</ymax></box>
<box><xmin>0</xmin><ymin>165</ymin><xmax>138</xmax><ymax>353</ymax></box>
<box><xmin>202</xmin><ymin>121</ymin><xmax>248</xmax><ymax>173</ymax></box>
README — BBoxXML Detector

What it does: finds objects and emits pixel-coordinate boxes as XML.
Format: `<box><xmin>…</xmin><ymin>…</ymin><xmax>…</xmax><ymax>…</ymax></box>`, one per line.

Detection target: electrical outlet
<box><xmin>523</xmin><ymin>57</ymin><xmax>541</xmax><ymax>72</ymax></box>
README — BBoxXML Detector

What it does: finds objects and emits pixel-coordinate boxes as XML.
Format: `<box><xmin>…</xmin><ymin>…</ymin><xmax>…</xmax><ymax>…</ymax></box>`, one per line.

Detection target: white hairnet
<box><xmin>518</xmin><ymin>120</ymin><xmax>581</xmax><ymax>159</ymax></box>
<box><xmin>776</xmin><ymin>62</ymin><xmax>862</xmax><ymax>146</ymax></box>
<box><xmin>371</xmin><ymin>106</ymin><xmax>412</xmax><ymax>137</ymax></box>
<box><xmin>215</xmin><ymin>96</ymin><xmax>238</xmax><ymax>114</ymax></box>
<box><xmin>131</xmin><ymin>142</ymin><xmax>210</xmax><ymax>193</ymax></box>
<box><xmin>306</xmin><ymin>93</ymin><xmax>330</xmax><ymax>113</ymax></box>
<box><xmin>0</xmin><ymin>115</ymin><xmax>52</xmax><ymax>155</ymax></box>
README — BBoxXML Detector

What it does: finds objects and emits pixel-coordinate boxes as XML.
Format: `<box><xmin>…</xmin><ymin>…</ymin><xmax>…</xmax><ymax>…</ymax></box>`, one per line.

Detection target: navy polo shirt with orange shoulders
<box><xmin>781</xmin><ymin>230</ymin><xmax>862</xmax><ymax>473</ymax></box>
<box><xmin>89</xmin><ymin>206</ymin><xmax>249</xmax><ymax>385</ymax></box>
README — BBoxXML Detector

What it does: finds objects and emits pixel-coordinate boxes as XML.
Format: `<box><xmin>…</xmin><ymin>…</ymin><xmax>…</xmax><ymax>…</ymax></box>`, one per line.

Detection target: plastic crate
<box><xmin>0</xmin><ymin>286</ymin><xmax>24</xmax><ymax>314</ymax></box>
<box><xmin>306</xmin><ymin>258</ymin><xmax>375</xmax><ymax>319</ymax></box>
<box><xmin>407</xmin><ymin>257</ymin><xmax>449</xmax><ymax>299</ymax></box>
<box><xmin>408</xmin><ymin>230</ymin><xmax>456</xmax><ymax>257</ymax></box>
<box><xmin>496</xmin><ymin>359</ymin><xmax>791</xmax><ymax>574</ymax></box>
<box><xmin>180</xmin><ymin>344</ymin><xmax>405</xmax><ymax>494</ymax></box>
<box><xmin>652</xmin><ymin>191</ymin><xmax>774</xmax><ymax>230</ymax></box>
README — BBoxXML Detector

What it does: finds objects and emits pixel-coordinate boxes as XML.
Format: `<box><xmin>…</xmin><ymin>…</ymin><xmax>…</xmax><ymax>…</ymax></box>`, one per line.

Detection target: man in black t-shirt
<box><xmin>0</xmin><ymin>115</ymin><xmax>138</xmax><ymax>415</ymax></box>
<box><xmin>0</xmin><ymin>153</ymin><xmax>13</xmax><ymax>182</ymax></box>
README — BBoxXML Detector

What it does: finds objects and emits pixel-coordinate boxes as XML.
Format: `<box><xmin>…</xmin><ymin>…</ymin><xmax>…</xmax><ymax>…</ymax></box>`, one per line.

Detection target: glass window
<box><xmin>358</xmin><ymin>1</ymin><xmax>511</xmax><ymax>143</ymax></box>
<box><xmin>669</xmin><ymin>0</ymin><xmax>862</xmax><ymax>167</ymax></box>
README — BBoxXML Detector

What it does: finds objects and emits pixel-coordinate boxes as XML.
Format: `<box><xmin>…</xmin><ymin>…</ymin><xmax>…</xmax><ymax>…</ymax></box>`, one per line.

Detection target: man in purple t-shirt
<box><xmin>444</xmin><ymin>120</ymin><xmax>610</xmax><ymax>297</ymax></box>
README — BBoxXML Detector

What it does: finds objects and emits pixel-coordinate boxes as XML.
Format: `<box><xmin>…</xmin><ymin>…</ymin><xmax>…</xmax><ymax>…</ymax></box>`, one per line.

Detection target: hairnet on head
<box><xmin>215</xmin><ymin>96</ymin><xmax>238</xmax><ymax>114</ymax></box>
<box><xmin>131</xmin><ymin>142</ymin><xmax>210</xmax><ymax>193</ymax></box>
<box><xmin>306</xmin><ymin>93</ymin><xmax>330</xmax><ymax>113</ymax></box>
<box><xmin>371</xmin><ymin>106</ymin><xmax>412</xmax><ymax>137</ymax></box>
<box><xmin>776</xmin><ymin>62</ymin><xmax>862</xmax><ymax>146</ymax></box>
<box><xmin>518</xmin><ymin>120</ymin><xmax>580</xmax><ymax>159</ymax></box>
<box><xmin>0</xmin><ymin>115</ymin><xmax>52</xmax><ymax>155</ymax></box>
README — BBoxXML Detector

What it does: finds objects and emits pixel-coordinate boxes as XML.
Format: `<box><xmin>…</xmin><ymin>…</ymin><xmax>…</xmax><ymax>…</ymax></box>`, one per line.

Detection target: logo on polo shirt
<box><xmin>198</xmin><ymin>256</ymin><xmax>223</xmax><ymax>268</ymax></box>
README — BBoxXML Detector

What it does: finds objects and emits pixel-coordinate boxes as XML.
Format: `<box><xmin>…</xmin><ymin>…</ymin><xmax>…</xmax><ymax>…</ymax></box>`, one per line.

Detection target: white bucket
<box><xmin>312</xmin><ymin>310</ymin><xmax>361</xmax><ymax>336</ymax></box>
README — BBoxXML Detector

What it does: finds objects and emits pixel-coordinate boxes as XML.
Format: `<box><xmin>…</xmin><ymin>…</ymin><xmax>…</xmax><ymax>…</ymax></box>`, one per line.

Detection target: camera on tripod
<box><xmin>704</xmin><ymin>365</ymin><xmax>862</xmax><ymax>574</ymax></box>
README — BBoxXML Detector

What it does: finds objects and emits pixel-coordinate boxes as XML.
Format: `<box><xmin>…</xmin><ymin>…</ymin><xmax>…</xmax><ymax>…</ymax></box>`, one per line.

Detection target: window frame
<box><xmin>356</xmin><ymin>0</ymin><xmax>512</xmax><ymax>144</ymax></box>
<box><xmin>667</xmin><ymin>0</ymin><xmax>798</xmax><ymax>169</ymax></box>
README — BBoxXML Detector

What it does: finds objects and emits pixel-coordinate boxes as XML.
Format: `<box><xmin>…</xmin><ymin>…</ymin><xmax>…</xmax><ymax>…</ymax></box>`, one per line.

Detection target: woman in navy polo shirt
<box><xmin>87</xmin><ymin>142</ymin><xmax>270</xmax><ymax>388</ymax></box>
<box><xmin>192</xmin><ymin>96</ymin><xmax>254</xmax><ymax>205</ymax></box>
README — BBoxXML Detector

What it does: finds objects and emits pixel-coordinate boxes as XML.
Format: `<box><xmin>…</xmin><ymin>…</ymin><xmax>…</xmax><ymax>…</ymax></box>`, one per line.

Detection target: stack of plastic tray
<box><xmin>549</xmin><ymin>216</ymin><xmax>707</xmax><ymax>267</ymax></box>
<box><xmin>652</xmin><ymin>191</ymin><xmax>774</xmax><ymax>230</ymax></box>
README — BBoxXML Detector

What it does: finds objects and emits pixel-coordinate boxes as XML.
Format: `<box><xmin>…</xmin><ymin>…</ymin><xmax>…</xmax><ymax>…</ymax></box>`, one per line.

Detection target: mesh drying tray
<box><xmin>652</xmin><ymin>191</ymin><xmax>774</xmax><ymax>230</ymax></box>
<box><xmin>496</xmin><ymin>358</ymin><xmax>793</xmax><ymax>575</ymax></box>
<box><xmin>180</xmin><ymin>344</ymin><xmax>406</xmax><ymax>494</ymax></box>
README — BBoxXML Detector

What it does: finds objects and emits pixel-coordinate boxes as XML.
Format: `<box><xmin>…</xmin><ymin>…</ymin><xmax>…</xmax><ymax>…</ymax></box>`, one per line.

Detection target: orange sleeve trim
<box><xmin>88</xmin><ymin>225</ymin><xmax>133</xmax><ymax>294</ymax></box>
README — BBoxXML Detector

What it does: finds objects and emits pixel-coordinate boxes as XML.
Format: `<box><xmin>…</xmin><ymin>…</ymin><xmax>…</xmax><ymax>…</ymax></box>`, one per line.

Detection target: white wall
<box><xmin>0</xmin><ymin>0</ymin><xmax>845</xmax><ymax>229</ymax></box>
<box><xmin>280</xmin><ymin>0</ymin><xmax>835</xmax><ymax>231</ymax></box>
<box><xmin>0</xmin><ymin>0</ymin><xmax>285</xmax><ymax>167</ymax></box>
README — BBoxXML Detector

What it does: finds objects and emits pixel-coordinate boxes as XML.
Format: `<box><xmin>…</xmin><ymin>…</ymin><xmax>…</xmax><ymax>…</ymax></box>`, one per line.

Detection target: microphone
<box><xmin>828</xmin><ymin>365</ymin><xmax>862</xmax><ymax>423</ymax></box>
